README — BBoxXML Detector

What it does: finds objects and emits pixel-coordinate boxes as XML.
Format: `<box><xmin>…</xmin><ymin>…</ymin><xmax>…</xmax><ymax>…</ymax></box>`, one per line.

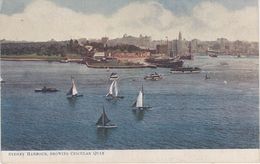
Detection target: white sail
<box><xmin>106</xmin><ymin>80</ymin><xmax>115</xmax><ymax>96</ymax></box>
<box><xmin>106</xmin><ymin>80</ymin><xmax>122</xmax><ymax>99</ymax></box>
<box><xmin>71</xmin><ymin>79</ymin><xmax>78</xmax><ymax>96</ymax></box>
<box><xmin>114</xmin><ymin>80</ymin><xmax>118</xmax><ymax>97</ymax></box>
<box><xmin>136</xmin><ymin>90</ymin><xmax>143</xmax><ymax>107</ymax></box>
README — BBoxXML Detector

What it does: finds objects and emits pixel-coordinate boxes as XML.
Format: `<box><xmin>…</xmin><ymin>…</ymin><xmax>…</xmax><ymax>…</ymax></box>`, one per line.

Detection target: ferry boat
<box><xmin>144</xmin><ymin>72</ymin><xmax>163</xmax><ymax>81</ymax></box>
<box><xmin>35</xmin><ymin>86</ymin><xmax>59</xmax><ymax>92</ymax></box>
<box><xmin>207</xmin><ymin>48</ymin><xmax>219</xmax><ymax>57</ymax></box>
<box><xmin>170</xmin><ymin>67</ymin><xmax>201</xmax><ymax>74</ymax></box>
<box><xmin>209</xmin><ymin>54</ymin><xmax>218</xmax><ymax>57</ymax></box>
<box><xmin>109</xmin><ymin>72</ymin><xmax>119</xmax><ymax>80</ymax></box>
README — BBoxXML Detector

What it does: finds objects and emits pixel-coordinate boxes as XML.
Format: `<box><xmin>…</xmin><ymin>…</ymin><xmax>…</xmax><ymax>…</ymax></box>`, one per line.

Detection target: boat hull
<box><xmin>145</xmin><ymin>58</ymin><xmax>184</xmax><ymax>68</ymax></box>
<box><xmin>170</xmin><ymin>67</ymin><xmax>201</xmax><ymax>74</ymax></box>
<box><xmin>35</xmin><ymin>88</ymin><xmax>59</xmax><ymax>92</ymax></box>
<box><xmin>109</xmin><ymin>73</ymin><xmax>119</xmax><ymax>80</ymax></box>
<box><xmin>170</xmin><ymin>70</ymin><xmax>201</xmax><ymax>74</ymax></box>
<box><xmin>67</xmin><ymin>94</ymin><xmax>83</xmax><ymax>99</ymax></box>
<box><xmin>106</xmin><ymin>95</ymin><xmax>124</xmax><ymax>101</ymax></box>
<box><xmin>209</xmin><ymin>54</ymin><xmax>218</xmax><ymax>57</ymax></box>
<box><xmin>133</xmin><ymin>106</ymin><xmax>152</xmax><ymax>110</ymax></box>
<box><xmin>109</xmin><ymin>77</ymin><xmax>119</xmax><ymax>81</ymax></box>
<box><xmin>144</xmin><ymin>76</ymin><xmax>162</xmax><ymax>81</ymax></box>
<box><xmin>97</xmin><ymin>125</ymin><xmax>117</xmax><ymax>129</ymax></box>
<box><xmin>179</xmin><ymin>55</ymin><xmax>192</xmax><ymax>60</ymax></box>
<box><xmin>60</xmin><ymin>60</ymin><xmax>69</xmax><ymax>63</ymax></box>
<box><xmin>144</xmin><ymin>73</ymin><xmax>163</xmax><ymax>81</ymax></box>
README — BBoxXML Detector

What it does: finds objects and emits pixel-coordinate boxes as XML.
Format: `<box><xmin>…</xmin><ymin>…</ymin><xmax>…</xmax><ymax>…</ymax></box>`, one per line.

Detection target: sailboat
<box><xmin>67</xmin><ymin>77</ymin><xmax>83</xmax><ymax>98</ymax></box>
<box><xmin>96</xmin><ymin>107</ymin><xmax>117</xmax><ymax>128</ymax></box>
<box><xmin>205</xmin><ymin>73</ymin><xmax>210</xmax><ymax>80</ymax></box>
<box><xmin>0</xmin><ymin>77</ymin><xmax>5</xmax><ymax>83</ymax></box>
<box><xmin>132</xmin><ymin>85</ymin><xmax>152</xmax><ymax>110</ymax></box>
<box><xmin>106</xmin><ymin>80</ymin><xmax>124</xmax><ymax>100</ymax></box>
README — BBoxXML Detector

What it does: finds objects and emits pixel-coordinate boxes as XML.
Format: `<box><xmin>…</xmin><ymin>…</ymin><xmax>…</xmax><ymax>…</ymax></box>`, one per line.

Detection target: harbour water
<box><xmin>1</xmin><ymin>56</ymin><xmax>259</xmax><ymax>150</ymax></box>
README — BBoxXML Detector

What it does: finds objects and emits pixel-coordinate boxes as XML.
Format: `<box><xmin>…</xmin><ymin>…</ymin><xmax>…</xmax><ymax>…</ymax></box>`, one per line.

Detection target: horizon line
<box><xmin>1</xmin><ymin>36</ymin><xmax>259</xmax><ymax>43</ymax></box>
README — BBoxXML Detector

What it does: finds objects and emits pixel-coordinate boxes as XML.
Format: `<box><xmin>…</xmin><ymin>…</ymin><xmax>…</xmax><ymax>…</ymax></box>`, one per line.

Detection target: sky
<box><xmin>0</xmin><ymin>0</ymin><xmax>258</xmax><ymax>41</ymax></box>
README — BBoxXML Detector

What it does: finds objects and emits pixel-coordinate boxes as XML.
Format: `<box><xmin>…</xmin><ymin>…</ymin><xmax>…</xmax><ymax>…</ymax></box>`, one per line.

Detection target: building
<box><xmin>110</xmin><ymin>51</ymin><xmax>150</xmax><ymax>63</ymax></box>
<box><xmin>156</xmin><ymin>44</ymin><xmax>168</xmax><ymax>54</ymax></box>
<box><xmin>178</xmin><ymin>32</ymin><xmax>182</xmax><ymax>40</ymax></box>
<box><xmin>93</xmin><ymin>52</ymin><xmax>105</xmax><ymax>61</ymax></box>
<box><xmin>107</xmin><ymin>34</ymin><xmax>152</xmax><ymax>48</ymax></box>
<box><xmin>101</xmin><ymin>37</ymin><xmax>109</xmax><ymax>45</ymax></box>
<box><xmin>84</xmin><ymin>45</ymin><xmax>93</xmax><ymax>51</ymax></box>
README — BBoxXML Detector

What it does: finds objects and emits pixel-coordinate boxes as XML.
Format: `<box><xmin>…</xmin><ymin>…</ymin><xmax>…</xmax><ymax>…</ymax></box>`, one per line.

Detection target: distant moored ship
<box><xmin>170</xmin><ymin>67</ymin><xmax>201</xmax><ymax>74</ymax></box>
<box><xmin>145</xmin><ymin>58</ymin><xmax>183</xmax><ymax>68</ymax></box>
<box><xmin>144</xmin><ymin>72</ymin><xmax>163</xmax><ymax>81</ymax></box>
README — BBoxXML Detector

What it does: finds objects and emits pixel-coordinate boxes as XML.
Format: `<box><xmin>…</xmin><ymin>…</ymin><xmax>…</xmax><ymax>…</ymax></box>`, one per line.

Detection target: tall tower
<box><xmin>178</xmin><ymin>32</ymin><xmax>183</xmax><ymax>56</ymax></box>
<box><xmin>178</xmin><ymin>32</ymin><xmax>182</xmax><ymax>41</ymax></box>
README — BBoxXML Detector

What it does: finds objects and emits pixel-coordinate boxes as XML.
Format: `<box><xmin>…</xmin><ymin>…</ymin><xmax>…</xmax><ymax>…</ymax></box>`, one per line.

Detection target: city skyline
<box><xmin>0</xmin><ymin>0</ymin><xmax>258</xmax><ymax>42</ymax></box>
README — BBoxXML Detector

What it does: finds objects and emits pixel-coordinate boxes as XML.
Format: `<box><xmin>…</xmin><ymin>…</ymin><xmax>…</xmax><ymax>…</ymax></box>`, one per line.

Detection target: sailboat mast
<box><xmin>142</xmin><ymin>84</ymin><xmax>144</xmax><ymax>106</ymax></box>
<box><xmin>102</xmin><ymin>107</ymin><xmax>105</xmax><ymax>126</ymax></box>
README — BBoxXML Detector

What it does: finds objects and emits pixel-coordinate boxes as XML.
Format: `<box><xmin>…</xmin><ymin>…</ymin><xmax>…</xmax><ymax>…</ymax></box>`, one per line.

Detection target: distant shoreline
<box><xmin>0</xmin><ymin>58</ymin><xmax>157</xmax><ymax>68</ymax></box>
<box><xmin>0</xmin><ymin>58</ymin><xmax>81</xmax><ymax>63</ymax></box>
<box><xmin>86</xmin><ymin>63</ymin><xmax>157</xmax><ymax>69</ymax></box>
<box><xmin>0</xmin><ymin>58</ymin><xmax>55</xmax><ymax>61</ymax></box>
<box><xmin>0</xmin><ymin>56</ymin><xmax>82</xmax><ymax>62</ymax></box>
<box><xmin>1</xmin><ymin>55</ymin><xmax>257</xmax><ymax>69</ymax></box>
